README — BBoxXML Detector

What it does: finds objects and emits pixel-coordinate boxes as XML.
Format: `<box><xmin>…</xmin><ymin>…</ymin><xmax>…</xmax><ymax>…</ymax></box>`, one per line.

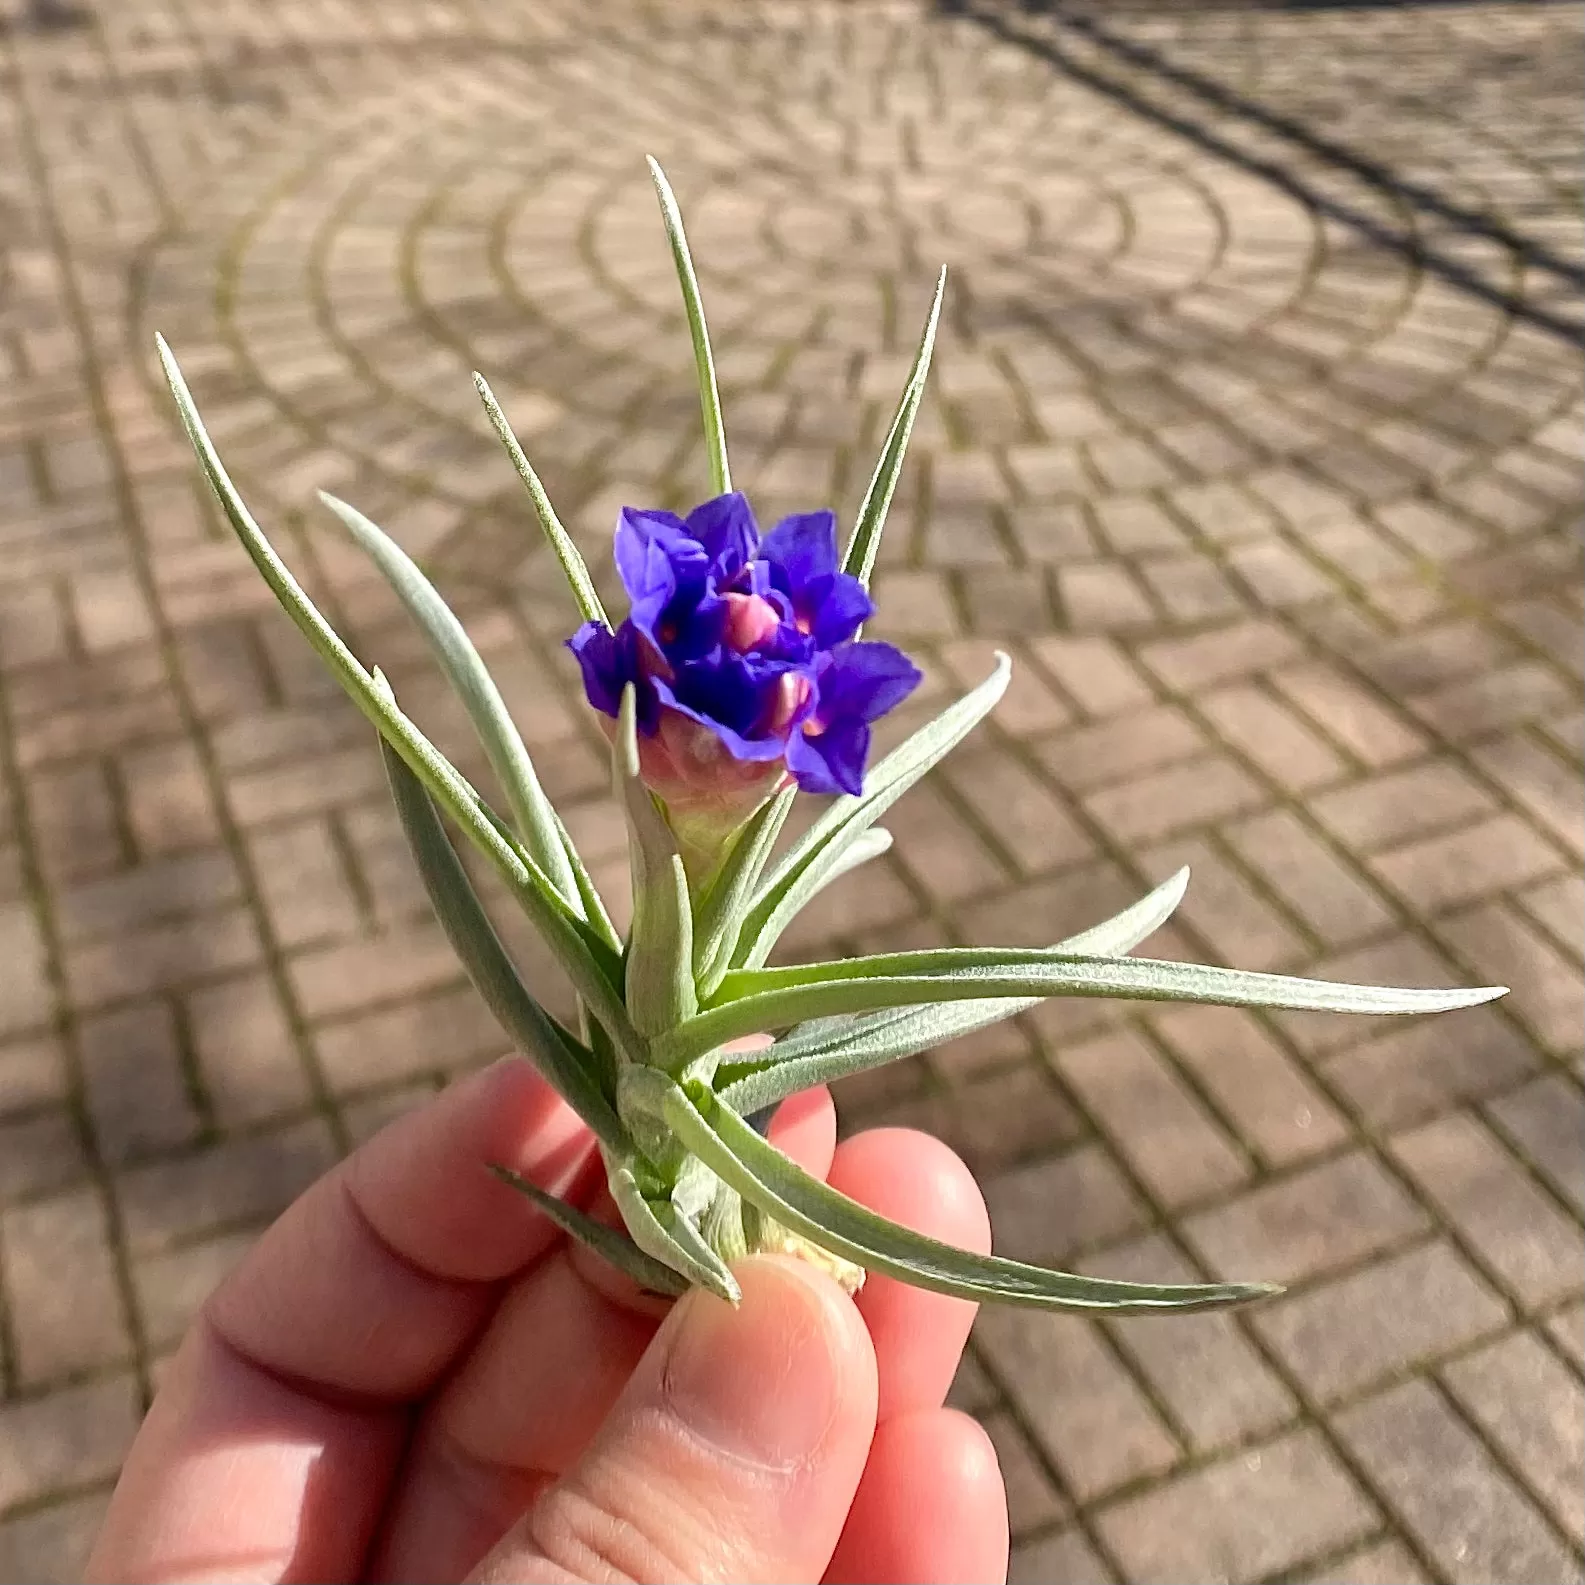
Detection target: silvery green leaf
<box><xmin>547</xmin><ymin>802</ymin><xmax>621</xmax><ymax>952</ymax></box>
<box><xmin>667</xmin><ymin>1082</ymin><xmax>1276</xmax><ymax>1314</ymax></box>
<box><xmin>157</xmin><ymin>336</ymin><xmax>641</xmax><ymax>1064</ymax></box>
<box><xmin>489</xmin><ymin>1166</ymin><xmax>686</xmax><ymax>1297</ymax></box>
<box><xmin>614</xmin><ymin>687</ymin><xmax>697</xmax><ymax>1039</ymax></box>
<box><xmin>376</xmin><ymin>697</ymin><xmax>628</xmax><ymax>1155</ymax></box>
<box><xmin>609</xmin><ymin>1158</ymin><xmax>740</xmax><ymax>1303</ymax></box>
<box><xmin>320</xmin><ymin>491</ymin><xmax>583</xmax><ymax>915</ymax></box>
<box><xmin>474</xmin><ymin>373</ymin><xmax>608</xmax><ymax>629</ymax></box>
<box><xmin>715</xmin><ymin>867</ymin><xmax>1194</xmax><ymax>1113</ymax></box>
<box><xmin>657</xmin><ymin>948</ymin><xmax>1506</xmax><ymax>1068</ymax></box>
<box><xmin>692</xmin><ymin>786</ymin><xmax>797</xmax><ymax>998</ymax></box>
<box><xmin>734</xmin><ymin>654</ymin><xmax>1010</xmax><ymax>972</ymax></box>
<box><xmin>842</xmin><ymin>267</ymin><xmax>946</xmax><ymax>593</ymax></box>
<box><xmin>812</xmin><ymin>827</ymin><xmax>893</xmax><ymax>891</ymax></box>
<box><xmin>647</xmin><ymin>157</ymin><xmax>731</xmax><ymax>496</ymax></box>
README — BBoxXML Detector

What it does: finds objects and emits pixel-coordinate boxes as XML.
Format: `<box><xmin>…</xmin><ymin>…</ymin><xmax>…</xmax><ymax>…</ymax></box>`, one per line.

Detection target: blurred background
<box><xmin>0</xmin><ymin>0</ymin><xmax>1580</xmax><ymax>1579</ymax></box>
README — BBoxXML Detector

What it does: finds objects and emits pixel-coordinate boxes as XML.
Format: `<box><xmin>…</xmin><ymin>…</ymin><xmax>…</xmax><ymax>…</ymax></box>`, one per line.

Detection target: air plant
<box><xmin>155</xmin><ymin>159</ymin><xmax>1504</xmax><ymax>1314</ymax></box>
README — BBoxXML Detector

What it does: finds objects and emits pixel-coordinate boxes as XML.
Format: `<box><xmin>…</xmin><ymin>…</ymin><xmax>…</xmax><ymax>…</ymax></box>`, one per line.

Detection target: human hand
<box><xmin>86</xmin><ymin>1056</ymin><xmax>1010</xmax><ymax>1583</ymax></box>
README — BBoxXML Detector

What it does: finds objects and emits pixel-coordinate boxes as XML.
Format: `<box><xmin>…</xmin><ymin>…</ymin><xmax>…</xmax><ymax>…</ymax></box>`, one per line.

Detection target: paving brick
<box><xmin>1335</xmin><ymin>1379</ymin><xmax>1583</xmax><ymax>1585</ymax></box>
<box><xmin>0</xmin><ymin>900</ymin><xmax>53</xmax><ymax>1040</ymax></box>
<box><xmin>1138</xmin><ymin>551</ymin><xmax>1245</xmax><ymax>623</ymax></box>
<box><xmin>1140</xmin><ymin>619</ymin><xmax>1301</xmax><ymax>691</ymax></box>
<box><xmin>248</xmin><ymin>817</ymin><xmax>364</xmax><ymax>948</ymax></box>
<box><xmin>1324</xmin><ymin>1002</ymin><xmax>1537</xmax><ymax>1128</ymax></box>
<box><xmin>937</xmin><ymin>744</ymin><xmax>1092</xmax><ymax>877</ymax></box>
<box><xmin>1057</xmin><ymin>561</ymin><xmax>1158</xmax><ymax>632</ymax></box>
<box><xmin>1368</xmin><ymin>812</ymin><xmax>1561</xmax><ymax>915</ymax></box>
<box><xmin>0</xmin><ymin>1492</ymin><xmax>112</xmax><ymax>1585</ymax></box>
<box><xmin>120</xmin><ymin>739</ymin><xmax>222</xmax><ymax>856</ymax></box>
<box><xmin>311</xmin><ymin>981</ymin><xmax>508</xmax><ymax>1093</ymax></box>
<box><xmin>1515</xmin><ymin>870</ymin><xmax>1585</xmax><ymax>958</ymax></box>
<box><xmin>1137</xmin><ymin>837</ymin><xmax>1306</xmax><ymax>971</ymax></box>
<box><xmin>940</xmin><ymin>640</ymin><xmax>1072</xmax><ymax>736</ymax></box>
<box><xmin>1442</xmin><ymin>1331</ymin><xmax>1585</xmax><ymax>1544</ymax></box>
<box><xmin>118</xmin><ymin>1117</ymin><xmax>338</xmax><ymax>1254</ymax></box>
<box><xmin>224</xmin><ymin>744</ymin><xmax>390</xmax><ymax>829</ymax></box>
<box><xmin>1546</xmin><ymin>1302</ymin><xmax>1585</xmax><ymax>1370</ymax></box>
<box><xmin>1298</xmin><ymin>1537</ymin><xmax>1432</xmax><ymax>1585</ymax></box>
<box><xmin>1007</xmin><ymin>1527</ymin><xmax>1117</xmax><ymax>1585</ymax></box>
<box><xmin>77</xmin><ymin>1000</ymin><xmax>203</xmax><ymax>1163</ymax></box>
<box><xmin>1311</xmin><ymin>761</ymin><xmax>1496</xmax><ymax>851</ymax></box>
<box><xmin>1090</xmin><ymin>1234</ymin><xmax>1295</xmax><ymax>1451</ymax></box>
<box><xmin>1084</xmin><ymin>754</ymin><xmax>1265</xmax><ymax>845</ymax></box>
<box><xmin>0</xmin><ymin>1375</ymin><xmax>140</xmax><ymax>1510</ymax></box>
<box><xmin>69</xmin><ymin>567</ymin><xmax>156</xmax><ymax>654</ymax></box>
<box><xmin>1054</xmin><ymin>1029</ymin><xmax>1248</xmax><ymax>1208</ymax></box>
<box><xmin>27</xmin><ymin>760</ymin><xmax>127</xmax><ymax>881</ymax></box>
<box><xmin>1094</xmin><ymin>1429</ymin><xmax>1375</xmax><ymax>1585</ymax></box>
<box><xmin>1255</xmin><ymin>1240</ymin><xmax>1508</xmax><ymax>1400</ymax></box>
<box><xmin>1</xmin><ymin>1187</ymin><xmax>129</xmax><ymax>1383</ymax></box>
<box><xmin>1150</xmin><ymin>1004</ymin><xmax>1348</xmax><ymax>1166</ymax></box>
<box><xmin>1484</xmin><ymin>1072</ymin><xmax>1585</xmax><ymax>1218</ymax></box>
<box><xmin>1469</xmin><ymin>731</ymin><xmax>1585</xmax><ymax>858</ymax></box>
<box><xmin>1030</xmin><ymin>705</ymin><xmax>1204</xmax><ymax>794</ymax></box>
<box><xmin>1227</xmin><ymin>539</ymin><xmax>1334</xmax><ymax>607</ymax></box>
<box><xmin>957</xmin><ymin>860</ymin><xmax>1139</xmax><ymax>954</ymax></box>
<box><xmin>55</xmin><ymin>849</ymin><xmax>241</xmax><ymax>943</ymax></box>
<box><xmin>1183</xmin><ymin>1151</ymin><xmax>1426</xmax><ymax>1286</ymax></box>
<box><xmin>1390</xmin><ymin>1113</ymin><xmax>1584</xmax><ymax>1307</ymax></box>
<box><xmin>1227</xmin><ymin>809</ymin><xmax>1395</xmax><ymax>948</ymax></box>
<box><xmin>976</xmin><ymin>1305</ymin><xmax>1178</xmax><ymax>1500</ymax></box>
<box><xmin>981</xmin><ymin>1409</ymin><xmax>1068</xmax><ymax>1537</ymax></box>
<box><xmin>187</xmin><ymin>972</ymin><xmax>313</xmax><ymax>1127</ymax></box>
<box><xmin>1094</xmin><ymin>496</ymin><xmax>1185</xmax><ymax>554</ymax></box>
<box><xmin>1433</xmin><ymin>901</ymin><xmax>1583</xmax><ymax>1052</ymax></box>
<box><xmin>1409</xmin><ymin>663</ymin><xmax>1576</xmax><ymax>743</ymax></box>
<box><xmin>1198</xmin><ymin>682</ymin><xmax>1346</xmax><ymax>792</ymax></box>
<box><xmin>1029</xmin><ymin>636</ymin><xmax>1153</xmax><ymax>718</ymax></box>
<box><xmin>286</xmin><ymin>920</ymin><xmax>465</xmax><ymax>1021</ymax></box>
<box><xmin>133</xmin><ymin>1227</ymin><xmax>256</xmax><ymax>1351</ymax></box>
<box><xmin>0</xmin><ymin>1035</ymin><xmax>68</xmax><ymax>1119</ymax></box>
<box><xmin>1270</xmin><ymin>663</ymin><xmax>1428</xmax><ymax>766</ymax></box>
<box><xmin>982</xmin><ymin>1144</ymin><xmax>1148</xmax><ymax>1267</ymax></box>
<box><xmin>886</xmin><ymin>779</ymin><xmax>1008</xmax><ymax>904</ymax></box>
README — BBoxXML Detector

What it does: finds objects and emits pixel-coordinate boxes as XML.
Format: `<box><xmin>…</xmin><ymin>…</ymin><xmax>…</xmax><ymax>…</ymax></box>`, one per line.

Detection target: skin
<box><xmin>86</xmin><ymin>1056</ymin><xmax>1010</xmax><ymax>1584</ymax></box>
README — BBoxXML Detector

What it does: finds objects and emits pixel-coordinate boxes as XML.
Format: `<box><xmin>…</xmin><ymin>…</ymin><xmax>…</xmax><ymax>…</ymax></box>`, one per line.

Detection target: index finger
<box><xmin>88</xmin><ymin>1057</ymin><xmax>592</xmax><ymax>1584</ymax></box>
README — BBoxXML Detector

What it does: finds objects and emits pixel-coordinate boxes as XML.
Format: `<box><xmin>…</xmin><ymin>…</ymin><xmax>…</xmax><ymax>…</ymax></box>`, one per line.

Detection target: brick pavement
<box><xmin>0</xmin><ymin>0</ymin><xmax>1580</xmax><ymax>1579</ymax></box>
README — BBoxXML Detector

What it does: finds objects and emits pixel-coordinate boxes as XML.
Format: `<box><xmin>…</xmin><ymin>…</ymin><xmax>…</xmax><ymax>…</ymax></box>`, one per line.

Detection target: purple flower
<box><xmin>568</xmin><ymin>493</ymin><xmax>920</xmax><ymax>815</ymax></box>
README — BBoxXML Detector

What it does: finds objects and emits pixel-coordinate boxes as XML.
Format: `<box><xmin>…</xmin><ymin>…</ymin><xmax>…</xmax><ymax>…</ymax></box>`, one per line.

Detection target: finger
<box><xmin>828</xmin><ymin>1128</ymin><xmax>991</xmax><ymax>1420</ymax></box>
<box><xmin>87</xmin><ymin>1059</ymin><xmax>590</xmax><ymax>1584</ymax></box>
<box><xmin>373</xmin><ymin>1087</ymin><xmax>841</xmax><ymax>1582</ymax></box>
<box><xmin>466</xmin><ymin>1257</ymin><xmax>878</xmax><ymax>1585</ymax></box>
<box><xmin>821</xmin><ymin>1408</ymin><xmax>1009</xmax><ymax>1585</ymax></box>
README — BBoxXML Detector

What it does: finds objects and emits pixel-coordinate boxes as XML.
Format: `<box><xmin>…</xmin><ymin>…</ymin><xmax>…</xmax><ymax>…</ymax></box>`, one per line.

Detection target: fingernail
<box><xmin>662</xmin><ymin>1256</ymin><xmax>845</xmax><ymax>1469</ymax></box>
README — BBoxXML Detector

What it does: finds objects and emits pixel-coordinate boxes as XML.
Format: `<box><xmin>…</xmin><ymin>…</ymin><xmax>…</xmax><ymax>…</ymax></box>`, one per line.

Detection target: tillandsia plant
<box><xmin>156</xmin><ymin>158</ymin><xmax>1505</xmax><ymax>1315</ymax></box>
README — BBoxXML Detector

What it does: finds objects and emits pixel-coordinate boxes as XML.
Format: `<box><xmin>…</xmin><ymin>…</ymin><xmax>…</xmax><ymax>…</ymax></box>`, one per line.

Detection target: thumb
<box><xmin>467</xmin><ymin>1255</ymin><xmax>879</xmax><ymax>1585</ymax></box>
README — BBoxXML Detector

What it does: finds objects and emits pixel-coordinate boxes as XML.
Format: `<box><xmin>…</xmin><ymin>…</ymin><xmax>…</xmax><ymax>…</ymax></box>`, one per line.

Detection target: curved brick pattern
<box><xmin>0</xmin><ymin>1</ymin><xmax>1580</xmax><ymax>1579</ymax></box>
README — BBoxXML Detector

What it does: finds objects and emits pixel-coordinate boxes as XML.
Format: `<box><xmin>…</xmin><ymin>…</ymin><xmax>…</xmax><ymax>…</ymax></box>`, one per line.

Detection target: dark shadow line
<box><xmin>939</xmin><ymin>0</ymin><xmax>1585</xmax><ymax>345</ymax></box>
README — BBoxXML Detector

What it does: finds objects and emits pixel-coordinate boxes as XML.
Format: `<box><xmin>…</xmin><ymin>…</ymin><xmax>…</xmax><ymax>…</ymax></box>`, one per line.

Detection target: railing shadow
<box><xmin>935</xmin><ymin>0</ymin><xmax>1584</xmax><ymax>344</ymax></box>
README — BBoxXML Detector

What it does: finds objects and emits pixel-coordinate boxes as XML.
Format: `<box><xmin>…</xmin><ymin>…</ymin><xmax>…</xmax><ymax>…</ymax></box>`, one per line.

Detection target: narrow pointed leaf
<box><xmin>321</xmin><ymin>491</ymin><xmax>581</xmax><ymax>911</ymax></box>
<box><xmin>693</xmin><ymin>785</ymin><xmax>797</xmax><ymax>996</ymax></box>
<box><xmin>715</xmin><ymin>867</ymin><xmax>1194</xmax><ymax>1112</ymax></box>
<box><xmin>489</xmin><ymin>1167</ymin><xmax>685</xmax><ymax>1296</ymax></box>
<box><xmin>377</xmin><ymin>699</ymin><xmax>627</xmax><ymax>1155</ymax></box>
<box><xmin>842</xmin><ymin>268</ymin><xmax>946</xmax><ymax>592</ymax></box>
<box><xmin>668</xmin><ymin>1083</ymin><xmax>1276</xmax><ymax>1314</ymax></box>
<box><xmin>735</xmin><ymin>655</ymin><xmax>1010</xmax><ymax>971</ymax></box>
<box><xmin>609</xmin><ymin>1160</ymin><xmax>740</xmax><ymax>1303</ymax></box>
<box><xmin>614</xmin><ymin>687</ymin><xmax>696</xmax><ymax>1039</ymax></box>
<box><xmin>474</xmin><ymin>373</ymin><xmax>608</xmax><ymax>629</ymax></box>
<box><xmin>647</xmin><ymin>157</ymin><xmax>730</xmax><ymax>496</ymax></box>
<box><xmin>156</xmin><ymin>336</ymin><xmax>640</xmax><ymax>1063</ymax></box>
<box><xmin>812</xmin><ymin>827</ymin><xmax>893</xmax><ymax>892</ymax></box>
<box><xmin>548</xmin><ymin>803</ymin><xmax>621</xmax><ymax>951</ymax></box>
<box><xmin>658</xmin><ymin>948</ymin><xmax>1505</xmax><ymax>1068</ymax></box>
